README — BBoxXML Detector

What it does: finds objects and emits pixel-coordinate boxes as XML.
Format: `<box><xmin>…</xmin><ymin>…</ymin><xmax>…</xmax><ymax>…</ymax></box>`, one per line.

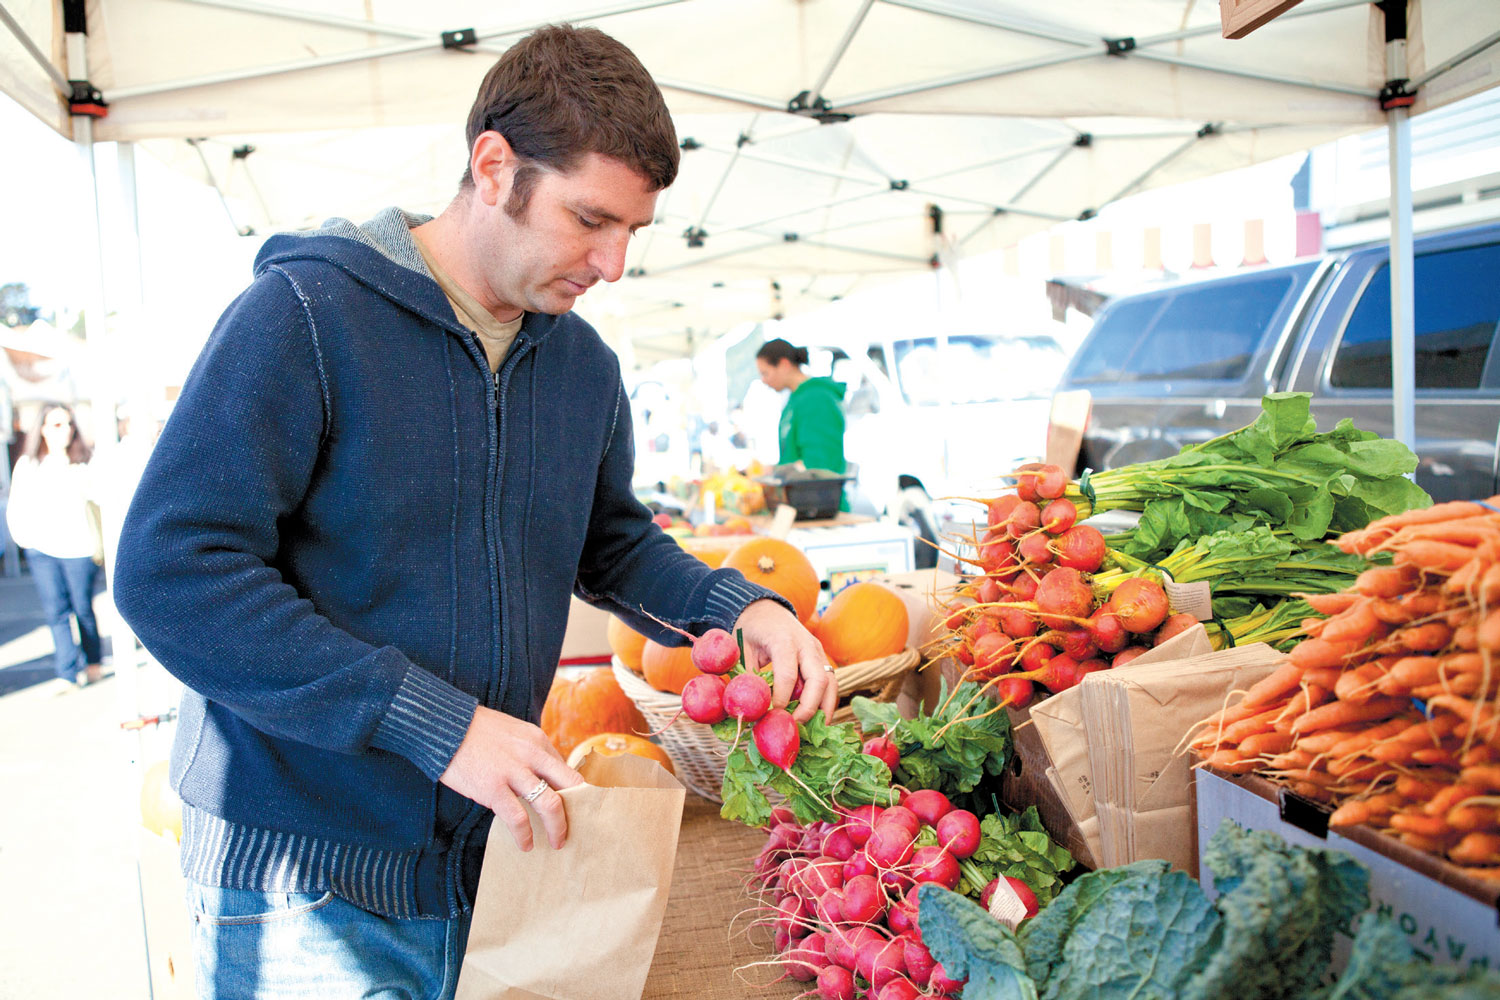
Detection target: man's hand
<box><xmin>734</xmin><ymin>598</ymin><xmax>837</xmax><ymax>725</ymax></box>
<box><xmin>439</xmin><ymin>706</ymin><xmax>584</xmax><ymax>851</ymax></box>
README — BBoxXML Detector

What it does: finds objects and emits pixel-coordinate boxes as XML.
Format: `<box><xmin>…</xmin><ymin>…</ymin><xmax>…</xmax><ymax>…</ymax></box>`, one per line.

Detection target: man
<box><xmin>114</xmin><ymin>24</ymin><xmax>831</xmax><ymax>998</ymax></box>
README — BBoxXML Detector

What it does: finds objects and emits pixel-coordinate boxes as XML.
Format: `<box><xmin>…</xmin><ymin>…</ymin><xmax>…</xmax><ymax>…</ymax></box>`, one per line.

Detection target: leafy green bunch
<box><xmin>918</xmin><ymin>820</ymin><xmax>1500</xmax><ymax>1000</ymax></box>
<box><xmin>914</xmin><ymin>806</ymin><xmax>1075</xmax><ymax>905</ymax></box>
<box><xmin>852</xmin><ymin>680</ymin><xmax>1012</xmax><ymax>803</ymax></box>
<box><xmin>1069</xmin><ymin>392</ymin><xmax>1431</xmax><ymax>563</ymax></box>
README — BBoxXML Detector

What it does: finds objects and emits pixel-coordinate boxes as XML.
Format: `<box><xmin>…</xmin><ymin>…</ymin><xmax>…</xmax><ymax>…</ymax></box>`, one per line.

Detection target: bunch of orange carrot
<box><xmin>1191</xmin><ymin>497</ymin><xmax>1500</xmax><ymax>879</ymax></box>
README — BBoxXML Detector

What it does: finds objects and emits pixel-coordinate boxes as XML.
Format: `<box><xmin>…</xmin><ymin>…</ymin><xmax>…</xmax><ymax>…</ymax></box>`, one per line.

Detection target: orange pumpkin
<box><xmin>817</xmin><ymin>581</ymin><xmax>909</xmax><ymax>666</ymax></box>
<box><xmin>539</xmin><ymin>668</ymin><xmax>647</xmax><ymax>758</ymax></box>
<box><xmin>607</xmin><ymin>615</ymin><xmax>648</xmax><ymax>672</ymax></box>
<box><xmin>641</xmin><ymin>639</ymin><xmax>700</xmax><ymax>695</ymax></box>
<box><xmin>722</xmin><ymin>538</ymin><xmax>821</xmax><ymax>624</ymax></box>
<box><xmin>678</xmin><ymin>534</ymin><xmax>745</xmax><ymax>569</ymax></box>
<box><xmin>566</xmin><ymin>732</ymin><xmax>675</xmax><ymax>774</ymax></box>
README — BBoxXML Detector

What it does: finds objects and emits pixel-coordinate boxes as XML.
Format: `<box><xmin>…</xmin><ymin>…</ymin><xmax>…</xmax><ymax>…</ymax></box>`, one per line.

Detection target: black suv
<box><xmin>1051</xmin><ymin>221</ymin><xmax>1500</xmax><ymax>502</ymax></box>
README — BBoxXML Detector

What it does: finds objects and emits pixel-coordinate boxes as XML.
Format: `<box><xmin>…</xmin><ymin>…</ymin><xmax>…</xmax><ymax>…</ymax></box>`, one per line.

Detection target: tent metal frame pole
<box><xmin>838</xmin><ymin>48</ymin><xmax>1098</xmax><ymax>108</ymax></box>
<box><xmin>1128</xmin><ymin>51</ymin><xmax>1376</xmax><ymax>98</ymax></box>
<box><xmin>693</xmin><ymin>115</ymin><xmax>761</xmax><ymax>234</ymax></box>
<box><xmin>721</xmin><ymin>185</ymin><xmax>891</xmax><ymax>235</ymax></box>
<box><xmin>1104</xmin><ymin>133</ymin><xmax>1205</xmax><ymax>204</ymax></box>
<box><xmin>108</xmin><ymin>0</ymin><xmax>688</xmax><ymax>102</ymax></box>
<box><xmin>809</xmin><ymin>0</ymin><xmax>875</xmax><ymax>100</ymax></box>
<box><xmin>1411</xmin><ymin>30</ymin><xmax>1500</xmax><ymax>90</ymax></box>
<box><xmin>654</xmin><ymin>78</ymin><xmax>787</xmax><ymax>111</ymax></box>
<box><xmin>784</xmin><ymin>239</ymin><xmax>929</xmax><ymax>265</ymax></box>
<box><xmin>691</xmin><ymin>143</ymin><xmax>889</xmax><ymax>187</ymax></box>
<box><xmin>0</xmin><ymin>2</ymin><xmax>72</xmax><ymax>94</ymax></box>
<box><xmin>1386</xmin><ymin>19</ymin><xmax>1417</xmax><ymax>452</ymax></box>
<box><xmin>1005</xmin><ymin>143</ymin><xmax>1077</xmax><ymax>206</ymax></box>
<box><xmin>906</xmin><ymin>187</ymin><xmax>1070</xmax><ymax>222</ymax></box>
<box><xmin>877</xmin><ymin>0</ymin><xmax>1097</xmax><ymax>47</ymax></box>
<box><xmin>911</xmin><ymin>139</ymin><xmax>1077</xmax><ymax>184</ymax></box>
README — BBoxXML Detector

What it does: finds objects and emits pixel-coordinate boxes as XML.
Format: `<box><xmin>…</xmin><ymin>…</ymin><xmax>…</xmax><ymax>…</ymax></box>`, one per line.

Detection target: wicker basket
<box><xmin>612</xmin><ymin>647</ymin><xmax>920</xmax><ymax>802</ymax></box>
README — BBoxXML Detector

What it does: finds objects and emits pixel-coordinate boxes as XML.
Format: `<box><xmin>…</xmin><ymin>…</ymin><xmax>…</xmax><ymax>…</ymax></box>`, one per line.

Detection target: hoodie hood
<box><xmin>251</xmin><ymin>207</ymin><xmax>568</xmax><ymax>348</ymax></box>
<box><xmin>794</xmin><ymin>376</ymin><xmax>847</xmax><ymax>401</ymax></box>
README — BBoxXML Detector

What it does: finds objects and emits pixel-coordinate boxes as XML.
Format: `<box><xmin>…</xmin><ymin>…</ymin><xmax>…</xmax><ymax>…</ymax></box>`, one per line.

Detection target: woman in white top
<box><xmin>6</xmin><ymin>404</ymin><xmax>103</xmax><ymax>687</ymax></box>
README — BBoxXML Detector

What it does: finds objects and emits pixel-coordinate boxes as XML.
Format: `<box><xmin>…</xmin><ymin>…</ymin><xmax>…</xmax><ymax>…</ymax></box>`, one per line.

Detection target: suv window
<box><xmin>1071</xmin><ymin>273</ymin><xmax>1296</xmax><ymax>383</ymax></box>
<box><xmin>1330</xmin><ymin>241</ymin><xmax>1500</xmax><ymax>390</ymax></box>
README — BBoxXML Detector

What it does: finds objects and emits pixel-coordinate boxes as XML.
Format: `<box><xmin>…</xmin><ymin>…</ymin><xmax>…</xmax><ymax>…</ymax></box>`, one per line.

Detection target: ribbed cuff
<box><xmin>704</xmin><ymin>572</ymin><xmax>796</xmax><ymax>630</ymax></box>
<box><xmin>369</xmin><ymin>667</ymin><xmax>479</xmax><ymax>781</ymax></box>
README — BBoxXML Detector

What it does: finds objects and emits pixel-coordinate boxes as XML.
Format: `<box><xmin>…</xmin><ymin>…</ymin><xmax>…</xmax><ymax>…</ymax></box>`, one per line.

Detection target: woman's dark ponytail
<box><xmin>756</xmin><ymin>338</ymin><xmax>808</xmax><ymax>369</ymax></box>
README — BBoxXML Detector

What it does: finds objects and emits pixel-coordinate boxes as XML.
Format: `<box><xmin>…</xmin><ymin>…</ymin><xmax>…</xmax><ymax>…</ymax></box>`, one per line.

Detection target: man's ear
<box><xmin>470</xmin><ymin>131</ymin><xmax>517</xmax><ymax>208</ymax></box>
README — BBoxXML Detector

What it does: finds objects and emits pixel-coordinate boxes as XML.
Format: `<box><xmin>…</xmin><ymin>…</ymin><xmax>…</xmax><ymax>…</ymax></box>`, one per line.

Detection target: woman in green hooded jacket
<box><xmin>756</xmin><ymin>339</ymin><xmax>849</xmax><ymax>510</ymax></box>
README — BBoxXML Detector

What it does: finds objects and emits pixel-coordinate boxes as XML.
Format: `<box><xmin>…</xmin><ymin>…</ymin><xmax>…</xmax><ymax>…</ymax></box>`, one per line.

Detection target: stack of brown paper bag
<box><xmin>1029</xmin><ymin>624</ymin><xmax>1285</xmax><ymax>871</ymax></box>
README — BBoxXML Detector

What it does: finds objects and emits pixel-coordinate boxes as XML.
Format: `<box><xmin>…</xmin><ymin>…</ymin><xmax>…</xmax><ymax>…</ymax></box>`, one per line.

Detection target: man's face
<box><xmin>481</xmin><ymin>151</ymin><xmax>658</xmax><ymax>317</ymax></box>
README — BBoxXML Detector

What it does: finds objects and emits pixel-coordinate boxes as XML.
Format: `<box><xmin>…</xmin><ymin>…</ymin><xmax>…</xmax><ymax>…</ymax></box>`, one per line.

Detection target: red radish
<box><xmin>774</xmin><ymin>926</ymin><xmax>792</xmax><ymax>954</ymax></box>
<box><xmin>776</xmin><ymin>894</ymin><xmax>811</xmax><ymax>939</ymax></box>
<box><xmin>754</xmin><ymin>708</ymin><xmax>801</xmax><ymax>769</ymax></box>
<box><xmin>1038</xmin><ymin>653</ymin><xmax>1082</xmax><ymax>691</ymax></box>
<box><xmin>1155</xmin><ymin>612</ymin><xmax>1199</xmax><ymax>645</ymax></box>
<box><xmin>1007</xmin><ymin>572</ymin><xmax>1040</xmax><ymax>602</ymax></box>
<box><xmin>910</xmin><ymin>846</ymin><xmax>961</xmax><ymax>890</ymax></box>
<box><xmin>887</xmin><ymin>895</ymin><xmax>918</xmax><ymax>935</ymax></box>
<box><xmin>972</xmin><ymin>632</ymin><xmax>1016</xmax><ymax>678</ymax></box>
<box><xmin>974</xmin><ymin>575</ymin><xmax>1002</xmax><ymax>605</ymax></box>
<box><xmin>817</xmin><ymin>964</ymin><xmax>856</xmax><ymax>1000</ymax></box>
<box><xmin>862</xmin><ymin>736</ymin><xmax>900</xmax><ymax>772</ymax></box>
<box><xmin>680</xmin><ymin>674</ymin><xmax>728</xmax><ymax>724</ymax></box>
<box><xmin>1040</xmin><ymin>497</ymin><xmax>1078</xmax><ymax>533</ymax></box>
<box><xmin>990</xmin><ymin>674</ymin><xmax>1034</xmax><ymax>708</ymax></box>
<box><xmin>1019</xmin><ymin>641</ymin><xmax>1055</xmax><ymax>673</ymax></box>
<box><xmin>1059</xmin><ymin>629</ymin><xmax>1099</xmax><ymax>661</ymax></box>
<box><xmin>691</xmin><ymin>627</ymin><xmax>740</xmax><ymax>674</ymax></box>
<box><xmin>954</xmin><ymin>642</ymin><xmax>975</xmax><ymax>666</ymax></box>
<box><xmin>902</xmin><ymin>936</ymin><xmax>936</xmax><ymax>989</ymax></box>
<box><xmin>1013</xmin><ymin>463</ymin><xmax>1044</xmax><ymax>502</ymax></box>
<box><xmin>934</xmin><ymin>809</ymin><xmax>981</xmax><ymax>858</ymax></box>
<box><xmin>840</xmin><ymin>874</ymin><xmax>885</xmax><ymax>924</ymax></box>
<box><xmin>785</xmin><ymin>932</ymin><xmax>827</xmax><ymax>981</ymax></box>
<box><xmin>768</xmin><ymin>806</ymin><xmax>796</xmax><ymax>829</ymax></box>
<box><xmin>1088</xmin><ymin>609</ymin><xmax>1130</xmax><ymax>653</ymax></box>
<box><xmin>902</xmin><ymin>789</ymin><xmax>954</xmax><ymax>826</ymax></box>
<box><xmin>929</xmin><ymin>963</ymin><xmax>966</xmax><ymax>994</ymax></box>
<box><xmin>822</xmin><ymin>827</ymin><xmax>856</xmax><ymax>862</ymax></box>
<box><xmin>876</xmin><ymin>978</ymin><xmax>921</xmax><ymax>1000</ymax></box>
<box><xmin>981</xmin><ymin>875</ymin><xmax>1040</xmax><ymax>917</ymax></box>
<box><xmin>826</xmin><ymin>926</ymin><xmax>860</xmax><ymax>972</ymax></box>
<box><xmin>844</xmin><ymin>804</ymin><xmax>884</xmax><ymax>846</ymax></box>
<box><xmin>987</xmin><ymin>493</ymin><xmax>1021</xmax><ymax>528</ymax></box>
<box><xmin>1017</xmin><ymin>531</ymin><xmax>1054</xmax><ymax>565</ymax></box>
<box><xmin>877</xmin><ymin>806</ymin><xmax>921</xmax><ymax>839</ymax></box>
<box><xmin>814</xmin><ymin>888</ymin><xmax>843</xmax><ymax>925</ymax></box>
<box><xmin>856</xmin><ymin>936</ymin><xmax>906</xmax><ymax>987</ymax></box>
<box><xmin>978</xmin><ymin>534</ymin><xmax>1017</xmax><ymax>574</ymax></box>
<box><xmin>842</xmin><ymin>852</ymin><xmax>876</xmax><ymax>881</ymax></box>
<box><xmin>879</xmin><ymin>868</ymin><xmax>914</xmax><ymax>894</ymax></box>
<box><xmin>1113</xmin><ymin>578</ymin><xmax>1170</xmax><ymax>633</ymax></box>
<box><xmin>1054</xmin><ymin>524</ymin><xmax>1107</xmax><ymax>572</ymax></box>
<box><xmin>1035</xmin><ymin>566</ymin><xmax>1095</xmax><ymax>628</ymax></box>
<box><xmin>1006</xmin><ymin>501</ymin><xmax>1041</xmax><ymax>539</ymax></box>
<box><xmin>651</xmin><ymin>512</ymin><xmax>673</xmax><ymax>528</ymax></box>
<box><xmin>724</xmin><ymin>672</ymin><xmax>771</xmax><ymax>722</ymax></box>
<box><xmin>796</xmin><ymin>858</ymin><xmax>844</xmax><ymax>899</ymax></box>
<box><xmin>967</xmin><ymin>613</ymin><xmax>1002</xmax><ymax>645</ymax></box>
<box><xmin>866</xmin><ymin>823</ymin><xmax>916</xmax><ymax>868</ymax></box>
<box><xmin>998</xmin><ymin>606</ymin><xmax>1039</xmax><ymax>639</ymax></box>
<box><xmin>1111</xmin><ymin>646</ymin><xmax>1152</xmax><ymax>666</ymax></box>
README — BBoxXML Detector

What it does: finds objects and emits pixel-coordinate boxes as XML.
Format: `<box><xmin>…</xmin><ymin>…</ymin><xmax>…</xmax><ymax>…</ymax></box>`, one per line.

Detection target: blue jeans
<box><xmin>185</xmin><ymin>883</ymin><xmax>472</xmax><ymax>999</ymax></box>
<box><xmin>25</xmin><ymin>549</ymin><xmax>102</xmax><ymax>681</ymax></box>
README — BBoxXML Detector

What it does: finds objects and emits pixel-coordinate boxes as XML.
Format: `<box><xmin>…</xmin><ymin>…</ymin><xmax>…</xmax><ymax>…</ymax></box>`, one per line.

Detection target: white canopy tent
<box><xmin>2</xmin><ymin>0</ymin><xmax>1499</xmax><ymax>421</ymax></box>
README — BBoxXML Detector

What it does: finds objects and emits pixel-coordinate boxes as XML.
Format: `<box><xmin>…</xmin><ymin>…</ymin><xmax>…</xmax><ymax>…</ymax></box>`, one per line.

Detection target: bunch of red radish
<box><xmin>749</xmin><ymin>771</ymin><xmax>1040</xmax><ymax>1000</ymax></box>
<box><xmin>942</xmin><ymin>463</ymin><xmax>1184</xmax><ymax>708</ymax></box>
<box><xmin>670</xmin><ymin>626</ymin><xmax>806</xmax><ymax>770</ymax></box>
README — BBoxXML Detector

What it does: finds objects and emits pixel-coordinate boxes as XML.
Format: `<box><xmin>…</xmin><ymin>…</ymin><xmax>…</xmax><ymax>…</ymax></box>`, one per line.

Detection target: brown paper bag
<box><xmin>454</xmin><ymin>752</ymin><xmax>686</xmax><ymax>1000</ymax></box>
<box><xmin>1028</xmin><ymin>624</ymin><xmax>1215</xmax><ymax>863</ymax></box>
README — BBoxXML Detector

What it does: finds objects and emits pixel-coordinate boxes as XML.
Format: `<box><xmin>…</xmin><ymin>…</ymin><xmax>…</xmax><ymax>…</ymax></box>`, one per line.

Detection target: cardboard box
<box><xmin>138</xmin><ymin>830</ymin><xmax>194</xmax><ymax>999</ymax></box>
<box><xmin>1196</xmin><ymin>766</ymin><xmax>1500</xmax><ymax>973</ymax></box>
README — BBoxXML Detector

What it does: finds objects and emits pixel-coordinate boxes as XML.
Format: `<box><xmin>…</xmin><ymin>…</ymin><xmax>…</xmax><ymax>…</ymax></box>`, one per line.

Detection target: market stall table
<box><xmin>645</xmin><ymin>794</ymin><xmax>803</xmax><ymax>999</ymax></box>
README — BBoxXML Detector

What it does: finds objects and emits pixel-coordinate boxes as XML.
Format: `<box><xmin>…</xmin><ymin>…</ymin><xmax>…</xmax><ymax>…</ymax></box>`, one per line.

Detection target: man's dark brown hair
<box><xmin>462</xmin><ymin>24</ymin><xmax>679</xmax><ymax>218</ymax></box>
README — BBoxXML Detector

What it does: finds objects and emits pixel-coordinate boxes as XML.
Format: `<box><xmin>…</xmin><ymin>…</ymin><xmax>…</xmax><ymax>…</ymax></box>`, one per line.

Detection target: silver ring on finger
<box><xmin>822</xmin><ymin>663</ymin><xmax>836</xmax><ymax>673</ymax></box>
<box><xmin>522</xmin><ymin>778</ymin><xmax>550</xmax><ymax>804</ymax></box>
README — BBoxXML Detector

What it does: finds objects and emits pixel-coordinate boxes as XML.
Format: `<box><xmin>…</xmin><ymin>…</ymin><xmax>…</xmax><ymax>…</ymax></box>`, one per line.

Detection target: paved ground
<box><xmin>0</xmin><ymin>572</ymin><xmax>153</xmax><ymax>999</ymax></box>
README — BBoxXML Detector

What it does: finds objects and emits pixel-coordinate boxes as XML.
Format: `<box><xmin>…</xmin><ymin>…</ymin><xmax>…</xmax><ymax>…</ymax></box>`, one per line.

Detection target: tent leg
<box><xmin>1384</xmin><ymin>11</ymin><xmax>1416</xmax><ymax>454</ymax></box>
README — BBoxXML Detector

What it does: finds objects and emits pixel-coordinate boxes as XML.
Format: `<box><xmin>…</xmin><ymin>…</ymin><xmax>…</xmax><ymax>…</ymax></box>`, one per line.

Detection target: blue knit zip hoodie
<box><xmin>113</xmin><ymin>209</ymin><xmax>785</xmax><ymax>918</ymax></box>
